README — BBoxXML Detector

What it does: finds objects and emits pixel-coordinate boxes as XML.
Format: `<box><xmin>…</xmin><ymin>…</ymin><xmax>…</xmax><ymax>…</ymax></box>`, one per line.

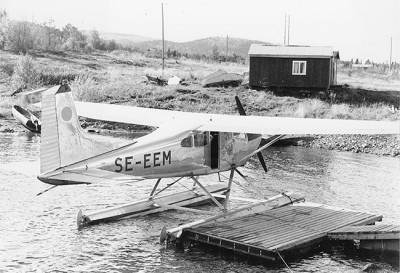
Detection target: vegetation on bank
<box><xmin>1</xmin><ymin>49</ymin><xmax>399</xmax><ymax>119</ymax></box>
<box><xmin>0</xmin><ymin>49</ymin><xmax>399</xmax><ymax>156</ymax></box>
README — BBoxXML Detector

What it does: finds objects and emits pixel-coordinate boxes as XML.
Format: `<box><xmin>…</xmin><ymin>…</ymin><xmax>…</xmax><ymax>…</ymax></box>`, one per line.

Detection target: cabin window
<box><xmin>233</xmin><ymin>132</ymin><xmax>247</xmax><ymax>140</ymax></box>
<box><xmin>292</xmin><ymin>61</ymin><xmax>307</xmax><ymax>75</ymax></box>
<box><xmin>181</xmin><ymin>136</ymin><xmax>193</xmax><ymax>147</ymax></box>
<box><xmin>194</xmin><ymin>132</ymin><xmax>209</xmax><ymax>147</ymax></box>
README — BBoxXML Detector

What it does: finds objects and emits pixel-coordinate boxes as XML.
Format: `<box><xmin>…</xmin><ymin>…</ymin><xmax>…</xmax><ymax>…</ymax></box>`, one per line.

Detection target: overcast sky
<box><xmin>1</xmin><ymin>0</ymin><xmax>399</xmax><ymax>62</ymax></box>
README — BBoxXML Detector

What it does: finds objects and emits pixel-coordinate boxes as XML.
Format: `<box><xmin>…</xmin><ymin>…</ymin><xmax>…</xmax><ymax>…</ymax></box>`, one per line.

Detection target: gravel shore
<box><xmin>274</xmin><ymin>134</ymin><xmax>400</xmax><ymax>157</ymax></box>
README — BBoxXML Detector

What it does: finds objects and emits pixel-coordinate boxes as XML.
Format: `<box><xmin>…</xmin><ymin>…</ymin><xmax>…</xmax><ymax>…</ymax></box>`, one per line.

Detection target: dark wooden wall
<box><xmin>249</xmin><ymin>57</ymin><xmax>333</xmax><ymax>89</ymax></box>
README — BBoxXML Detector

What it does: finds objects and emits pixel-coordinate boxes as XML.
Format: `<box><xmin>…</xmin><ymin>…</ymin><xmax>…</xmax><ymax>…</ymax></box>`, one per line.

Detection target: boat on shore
<box><xmin>11</xmin><ymin>105</ymin><xmax>41</xmax><ymax>133</ymax></box>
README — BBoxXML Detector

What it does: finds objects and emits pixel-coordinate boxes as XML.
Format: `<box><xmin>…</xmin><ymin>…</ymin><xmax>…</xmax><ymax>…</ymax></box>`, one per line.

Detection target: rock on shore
<box><xmin>293</xmin><ymin>135</ymin><xmax>400</xmax><ymax>157</ymax></box>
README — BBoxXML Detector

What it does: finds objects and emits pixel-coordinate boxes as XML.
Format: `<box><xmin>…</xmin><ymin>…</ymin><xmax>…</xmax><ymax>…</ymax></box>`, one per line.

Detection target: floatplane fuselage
<box><xmin>40</xmin><ymin>125</ymin><xmax>262</xmax><ymax>183</ymax></box>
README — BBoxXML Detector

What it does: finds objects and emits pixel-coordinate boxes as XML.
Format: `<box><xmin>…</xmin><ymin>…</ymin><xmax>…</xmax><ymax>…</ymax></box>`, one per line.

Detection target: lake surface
<box><xmin>0</xmin><ymin>133</ymin><xmax>399</xmax><ymax>272</ymax></box>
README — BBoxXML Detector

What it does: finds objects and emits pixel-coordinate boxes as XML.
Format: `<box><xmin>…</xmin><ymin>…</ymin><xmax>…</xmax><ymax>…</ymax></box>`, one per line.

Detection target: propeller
<box><xmin>234</xmin><ymin>96</ymin><xmax>268</xmax><ymax>173</ymax></box>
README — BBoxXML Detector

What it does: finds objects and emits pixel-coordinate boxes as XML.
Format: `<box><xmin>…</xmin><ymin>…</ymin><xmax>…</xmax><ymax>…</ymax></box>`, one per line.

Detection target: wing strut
<box><xmin>240</xmin><ymin>134</ymin><xmax>284</xmax><ymax>164</ymax></box>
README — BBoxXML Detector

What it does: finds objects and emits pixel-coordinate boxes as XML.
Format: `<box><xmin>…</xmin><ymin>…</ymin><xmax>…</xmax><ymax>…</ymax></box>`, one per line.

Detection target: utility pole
<box><xmin>287</xmin><ymin>14</ymin><xmax>290</xmax><ymax>45</ymax></box>
<box><xmin>161</xmin><ymin>3</ymin><xmax>165</xmax><ymax>72</ymax></box>
<box><xmin>389</xmin><ymin>37</ymin><xmax>392</xmax><ymax>74</ymax></box>
<box><xmin>284</xmin><ymin>14</ymin><xmax>287</xmax><ymax>45</ymax></box>
<box><xmin>226</xmin><ymin>35</ymin><xmax>228</xmax><ymax>62</ymax></box>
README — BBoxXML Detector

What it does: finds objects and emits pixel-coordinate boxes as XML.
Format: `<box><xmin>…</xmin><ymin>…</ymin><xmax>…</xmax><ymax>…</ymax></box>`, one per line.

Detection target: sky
<box><xmin>1</xmin><ymin>0</ymin><xmax>399</xmax><ymax>63</ymax></box>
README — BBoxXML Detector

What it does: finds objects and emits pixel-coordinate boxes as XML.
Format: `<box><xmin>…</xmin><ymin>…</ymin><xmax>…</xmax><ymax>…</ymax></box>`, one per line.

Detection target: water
<box><xmin>0</xmin><ymin>133</ymin><xmax>399</xmax><ymax>272</ymax></box>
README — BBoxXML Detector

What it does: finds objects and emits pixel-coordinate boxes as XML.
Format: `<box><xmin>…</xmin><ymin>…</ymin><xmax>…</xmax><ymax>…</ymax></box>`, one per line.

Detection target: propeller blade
<box><xmin>235</xmin><ymin>95</ymin><xmax>266</xmax><ymax>170</ymax></box>
<box><xmin>257</xmin><ymin>152</ymin><xmax>268</xmax><ymax>173</ymax></box>
<box><xmin>235</xmin><ymin>96</ymin><xmax>246</xmax><ymax>116</ymax></box>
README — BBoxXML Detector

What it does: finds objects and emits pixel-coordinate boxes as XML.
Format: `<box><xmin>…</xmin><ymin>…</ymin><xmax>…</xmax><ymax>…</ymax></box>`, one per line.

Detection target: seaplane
<box><xmin>34</xmin><ymin>83</ymin><xmax>398</xmax><ymax>244</ymax></box>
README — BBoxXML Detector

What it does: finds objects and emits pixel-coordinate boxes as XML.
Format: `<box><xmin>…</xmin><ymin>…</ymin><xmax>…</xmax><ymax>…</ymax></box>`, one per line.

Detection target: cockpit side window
<box><xmin>194</xmin><ymin>132</ymin><xmax>208</xmax><ymax>147</ymax></box>
<box><xmin>181</xmin><ymin>136</ymin><xmax>193</xmax><ymax>147</ymax></box>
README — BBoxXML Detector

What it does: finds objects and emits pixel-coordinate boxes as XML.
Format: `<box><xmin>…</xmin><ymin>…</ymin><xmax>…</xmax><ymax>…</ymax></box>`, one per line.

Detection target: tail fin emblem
<box><xmin>61</xmin><ymin>107</ymin><xmax>72</xmax><ymax>121</ymax></box>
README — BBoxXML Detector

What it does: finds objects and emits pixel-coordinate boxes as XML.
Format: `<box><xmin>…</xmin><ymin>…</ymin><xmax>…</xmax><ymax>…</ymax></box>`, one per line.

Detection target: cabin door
<box><xmin>210</xmin><ymin>132</ymin><xmax>219</xmax><ymax>169</ymax></box>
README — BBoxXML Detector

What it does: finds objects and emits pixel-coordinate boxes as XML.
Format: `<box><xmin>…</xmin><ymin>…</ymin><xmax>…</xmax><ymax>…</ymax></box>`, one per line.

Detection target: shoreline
<box><xmin>2</xmin><ymin>118</ymin><xmax>398</xmax><ymax>157</ymax></box>
<box><xmin>269</xmin><ymin>135</ymin><xmax>400</xmax><ymax>157</ymax></box>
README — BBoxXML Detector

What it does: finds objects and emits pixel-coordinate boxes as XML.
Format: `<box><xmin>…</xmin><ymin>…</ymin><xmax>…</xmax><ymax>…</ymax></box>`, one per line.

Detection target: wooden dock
<box><xmin>328</xmin><ymin>224</ymin><xmax>400</xmax><ymax>252</ymax></box>
<box><xmin>182</xmin><ymin>202</ymin><xmax>383</xmax><ymax>261</ymax></box>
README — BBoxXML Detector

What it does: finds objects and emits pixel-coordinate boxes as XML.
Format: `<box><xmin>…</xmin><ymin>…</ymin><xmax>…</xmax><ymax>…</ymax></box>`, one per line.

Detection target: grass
<box><xmin>337</xmin><ymin>64</ymin><xmax>400</xmax><ymax>92</ymax></box>
<box><xmin>0</xmin><ymin>49</ymin><xmax>399</xmax><ymax>124</ymax></box>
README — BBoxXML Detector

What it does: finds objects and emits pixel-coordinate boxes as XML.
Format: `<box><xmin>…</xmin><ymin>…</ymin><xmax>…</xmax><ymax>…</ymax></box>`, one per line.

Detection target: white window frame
<box><xmin>292</xmin><ymin>61</ymin><xmax>307</xmax><ymax>75</ymax></box>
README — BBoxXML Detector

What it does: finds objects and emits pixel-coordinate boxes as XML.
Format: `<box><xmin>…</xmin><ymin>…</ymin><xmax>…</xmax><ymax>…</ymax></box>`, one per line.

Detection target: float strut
<box><xmin>149</xmin><ymin>178</ymin><xmax>162</xmax><ymax>198</ymax></box>
<box><xmin>224</xmin><ymin>168</ymin><xmax>235</xmax><ymax>211</ymax></box>
<box><xmin>191</xmin><ymin>176</ymin><xmax>225</xmax><ymax>211</ymax></box>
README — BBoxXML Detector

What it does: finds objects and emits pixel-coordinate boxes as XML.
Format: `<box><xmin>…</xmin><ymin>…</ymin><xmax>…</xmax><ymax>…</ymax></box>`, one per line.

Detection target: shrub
<box><xmin>295</xmin><ymin>100</ymin><xmax>327</xmax><ymax>118</ymax></box>
<box><xmin>69</xmin><ymin>74</ymin><xmax>101</xmax><ymax>102</ymax></box>
<box><xmin>0</xmin><ymin>60</ymin><xmax>14</xmax><ymax>76</ymax></box>
<box><xmin>11</xmin><ymin>54</ymin><xmax>40</xmax><ymax>89</ymax></box>
<box><xmin>39</xmin><ymin>71</ymin><xmax>78</xmax><ymax>85</ymax></box>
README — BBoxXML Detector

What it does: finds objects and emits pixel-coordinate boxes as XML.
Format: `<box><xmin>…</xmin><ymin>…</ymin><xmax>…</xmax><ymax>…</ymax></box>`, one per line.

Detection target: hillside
<box><xmin>96</xmin><ymin>31</ymin><xmax>155</xmax><ymax>44</ymax></box>
<box><xmin>138</xmin><ymin>37</ymin><xmax>272</xmax><ymax>58</ymax></box>
<box><xmin>97</xmin><ymin>31</ymin><xmax>272</xmax><ymax>58</ymax></box>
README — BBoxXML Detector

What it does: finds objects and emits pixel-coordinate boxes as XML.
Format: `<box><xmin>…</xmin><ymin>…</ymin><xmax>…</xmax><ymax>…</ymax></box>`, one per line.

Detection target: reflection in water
<box><xmin>0</xmin><ymin>134</ymin><xmax>399</xmax><ymax>272</ymax></box>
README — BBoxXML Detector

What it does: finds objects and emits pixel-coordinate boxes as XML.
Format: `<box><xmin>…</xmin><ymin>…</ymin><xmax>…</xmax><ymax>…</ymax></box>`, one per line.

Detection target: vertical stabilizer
<box><xmin>40</xmin><ymin>86</ymin><xmax>61</xmax><ymax>173</ymax></box>
<box><xmin>40</xmin><ymin>84</ymin><xmax>129</xmax><ymax>174</ymax></box>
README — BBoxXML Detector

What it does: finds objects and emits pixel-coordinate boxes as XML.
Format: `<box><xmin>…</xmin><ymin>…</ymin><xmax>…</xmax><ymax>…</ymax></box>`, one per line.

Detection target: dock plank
<box><xmin>183</xmin><ymin>202</ymin><xmax>383</xmax><ymax>259</ymax></box>
<box><xmin>328</xmin><ymin>224</ymin><xmax>400</xmax><ymax>240</ymax></box>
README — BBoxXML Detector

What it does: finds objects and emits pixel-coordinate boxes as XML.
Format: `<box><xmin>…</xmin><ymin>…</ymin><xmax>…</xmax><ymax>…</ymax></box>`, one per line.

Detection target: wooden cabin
<box><xmin>248</xmin><ymin>45</ymin><xmax>339</xmax><ymax>89</ymax></box>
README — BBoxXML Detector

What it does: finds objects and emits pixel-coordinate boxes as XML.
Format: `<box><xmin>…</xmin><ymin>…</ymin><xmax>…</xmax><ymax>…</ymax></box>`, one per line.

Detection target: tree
<box><xmin>4</xmin><ymin>20</ymin><xmax>34</xmax><ymax>53</ymax></box>
<box><xmin>44</xmin><ymin>19</ymin><xmax>55</xmax><ymax>49</ymax></box>
<box><xmin>104</xmin><ymin>39</ymin><xmax>117</xmax><ymax>51</ymax></box>
<box><xmin>211</xmin><ymin>44</ymin><xmax>219</xmax><ymax>61</ymax></box>
<box><xmin>88</xmin><ymin>30</ymin><xmax>102</xmax><ymax>49</ymax></box>
<box><xmin>62</xmin><ymin>23</ymin><xmax>86</xmax><ymax>51</ymax></box>
<box><xmin>0</xmin><ymin>9</ymin><xmax>8</xmax><ymax>49</ymax></box>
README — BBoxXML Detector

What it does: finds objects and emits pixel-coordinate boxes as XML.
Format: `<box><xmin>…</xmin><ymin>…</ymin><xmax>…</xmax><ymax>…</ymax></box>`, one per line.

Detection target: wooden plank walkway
<box><xmin>182</xmin><ymin>202</ymin><xmax>382</xmax><ymax>260</ymax></box>
<box><xmin>328</xmin><ymin>224</ymin><xmax>400</xmax><ymax>240</ymax></box>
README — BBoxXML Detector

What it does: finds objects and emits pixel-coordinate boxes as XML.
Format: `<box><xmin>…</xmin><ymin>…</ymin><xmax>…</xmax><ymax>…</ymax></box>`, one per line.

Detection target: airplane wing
<box><xmin>74</xmin><ymin>101</ymin><xmax>197</xmax><ymax>127</ymax></box>
<box><xmin>198</xmin><ymin>115</ymin><xmax>400</xmax><ymax>135</ymax></box>
<box><xmin>73</xmin><ymin>101</ymin><xmax>399</xmax><ymax>135</ymax></box>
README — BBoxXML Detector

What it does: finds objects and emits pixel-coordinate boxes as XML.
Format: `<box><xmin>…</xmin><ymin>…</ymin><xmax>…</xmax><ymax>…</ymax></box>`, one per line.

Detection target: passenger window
<box><xmin>233</xmin><ymin>133</ymin><xmax>247</xmax><ymax>140</ymax></box>
<box><xmin>181</xmin><ymin>136</ymin><xmax>193</xmax><ymax>147</ymax></box>
<box><xmin>194</xmin><ymin>132</ymin><xmax>208</xmax><ymax>147</ymax></box>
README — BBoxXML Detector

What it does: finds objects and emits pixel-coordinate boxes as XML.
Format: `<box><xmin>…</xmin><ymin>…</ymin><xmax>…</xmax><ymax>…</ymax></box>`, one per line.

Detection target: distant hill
<box><xmin>135</xmin><ymin>37</ymin><xmax>274</xmax><ymax>58</ymax></box>
<box><xmin>96</xmin><ymin>31</ymin><xmax>156</xmax><ymax>44</ymax></box>
<box><xmin>95</xmin><ymin>31</ymin><xmax>273</xmax><ymax>58</ymax></box>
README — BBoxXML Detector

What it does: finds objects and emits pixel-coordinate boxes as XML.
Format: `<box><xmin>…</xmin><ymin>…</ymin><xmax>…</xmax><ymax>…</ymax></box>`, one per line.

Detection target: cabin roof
<box><xmin>249</xmin><ymin>44</ymin><xmax>339</xmax><ymax>59</ymax></box>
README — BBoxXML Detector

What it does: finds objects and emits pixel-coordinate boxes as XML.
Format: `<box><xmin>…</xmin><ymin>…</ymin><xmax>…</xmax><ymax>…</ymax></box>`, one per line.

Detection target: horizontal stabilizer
<box><xmin>38</xmin><ymin>168</ymin><xmax>144</xmax><ymax>185</ymax></box>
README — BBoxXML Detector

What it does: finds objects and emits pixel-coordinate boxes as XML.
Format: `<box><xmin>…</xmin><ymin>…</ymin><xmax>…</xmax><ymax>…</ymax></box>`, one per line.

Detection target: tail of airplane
<box><xmin>40</xmin><ymin>84</ymin><xmax>129</xmax><ymax>174</ymax></box>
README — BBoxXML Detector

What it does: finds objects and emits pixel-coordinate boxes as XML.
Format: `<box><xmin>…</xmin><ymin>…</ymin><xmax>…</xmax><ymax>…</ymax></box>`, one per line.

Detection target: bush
<box><xmin>11</xmin><ymin>54</ymin><xmax>40</xmax><ymax>89</ymax></box>
<box><xmin>69</xmin><ymin>74</ymin><xmax>101</xmax><ymax>102</ymax></box>
<box><xmin>39</xmin><ymin>71</ymin><xmax>78</xmax><ymax>85</ymax></box>
<box><xmin>0</xmin><ymin>61</ymin><xmax>14</xmax><ymax>76</ymax></box>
